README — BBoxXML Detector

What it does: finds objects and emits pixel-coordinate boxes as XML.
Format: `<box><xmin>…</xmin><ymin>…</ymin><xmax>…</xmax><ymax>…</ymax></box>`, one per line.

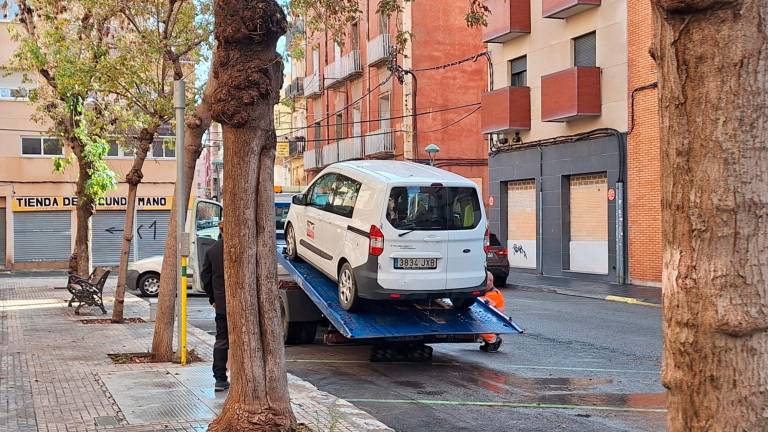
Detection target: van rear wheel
<box><xmin>452</xmin><ymin>297</ymin><xmax>477</xmax><ymax>310</ymax></box>
<box><xmin>338</xmin><ymin>262</ymin><xmax>360</xmax><ymax>311</ymax></box>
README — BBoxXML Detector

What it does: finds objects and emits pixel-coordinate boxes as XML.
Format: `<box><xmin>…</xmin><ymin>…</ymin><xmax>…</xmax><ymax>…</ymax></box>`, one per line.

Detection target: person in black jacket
<box><xmin>201</xmin><ymin>222</ymin><xmax>228</xmax><ymax>391</ymax></box>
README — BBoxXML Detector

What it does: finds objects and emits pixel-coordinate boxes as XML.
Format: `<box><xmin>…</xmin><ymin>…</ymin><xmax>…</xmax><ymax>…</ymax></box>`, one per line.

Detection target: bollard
<box><xmin>148</xmin><ymin>298</ymin><xmax>158</xmax><ymax>322</ymax></box>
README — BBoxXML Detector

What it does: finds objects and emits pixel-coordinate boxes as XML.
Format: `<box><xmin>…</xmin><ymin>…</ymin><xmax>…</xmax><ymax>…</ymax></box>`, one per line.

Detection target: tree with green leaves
<box><xmin>105</xmin><ymin>0</ymin><xmax>212</xmax><ymax>323</ymax></box>
<box><xmin>10</xmin><ymin>0</ymin><xmax>124</xmax><ymax>277</ymax></box>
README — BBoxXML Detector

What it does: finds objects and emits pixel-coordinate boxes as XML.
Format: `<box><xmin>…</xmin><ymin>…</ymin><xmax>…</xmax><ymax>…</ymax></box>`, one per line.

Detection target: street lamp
<box><xmin>424</xmin><ymin>143</ymin><xmax>440</xmax><ymax>166</ymax></box>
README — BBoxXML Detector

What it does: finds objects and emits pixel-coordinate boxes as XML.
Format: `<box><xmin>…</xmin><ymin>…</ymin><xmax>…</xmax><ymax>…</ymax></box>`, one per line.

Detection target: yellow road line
<box><xmin>604</xmin><ymin>295</ymin><xmax>661</xmax><ymax>308</ymax></box>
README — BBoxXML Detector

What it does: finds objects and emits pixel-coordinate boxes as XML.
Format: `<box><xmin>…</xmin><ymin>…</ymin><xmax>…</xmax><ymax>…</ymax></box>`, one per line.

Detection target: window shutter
<box><xmin>573</xmin><ymin>32</ymin><xmax>597</xmax><ymax>67</ymax></box>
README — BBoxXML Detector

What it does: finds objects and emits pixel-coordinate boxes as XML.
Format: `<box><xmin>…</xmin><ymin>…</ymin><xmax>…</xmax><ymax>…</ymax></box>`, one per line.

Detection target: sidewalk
<box><xmin>0</xmin><ymin>276</ymin><xmax>393</xmax><ymax>432</ymax></box>
<box><xmin>506</xmin><ymin>272</ymin><xmax>661</xmax><ymax>307</ymax></box>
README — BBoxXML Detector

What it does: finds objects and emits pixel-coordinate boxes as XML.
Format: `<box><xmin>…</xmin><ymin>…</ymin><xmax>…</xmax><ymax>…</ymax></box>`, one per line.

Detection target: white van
<box><xmin>284</xmin><ymin>160</ymin><xmax>489</xmax><ymax>311</ymax></box>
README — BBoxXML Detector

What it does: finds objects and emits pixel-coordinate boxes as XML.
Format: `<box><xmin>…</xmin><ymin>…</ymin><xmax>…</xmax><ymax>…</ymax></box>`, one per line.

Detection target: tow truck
<box><xmin>189</xmin><ymin>198</ymin><xmax>523</xmax><ymax>362</ymax></box>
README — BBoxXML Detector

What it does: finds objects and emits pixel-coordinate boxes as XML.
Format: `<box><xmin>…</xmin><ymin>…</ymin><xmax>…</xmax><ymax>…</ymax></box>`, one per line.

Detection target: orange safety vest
<box><xmin>483</xmin><ymin>288</ymin><xmax>505</xmax><ymax>311</ymax></box>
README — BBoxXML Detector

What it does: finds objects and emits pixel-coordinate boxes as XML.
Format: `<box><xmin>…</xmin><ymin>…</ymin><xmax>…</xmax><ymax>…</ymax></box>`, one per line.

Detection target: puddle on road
<box><xmin>536</xmin><ymin>392</ymin><xmax>667</xmax><ymax>410</ymax></box>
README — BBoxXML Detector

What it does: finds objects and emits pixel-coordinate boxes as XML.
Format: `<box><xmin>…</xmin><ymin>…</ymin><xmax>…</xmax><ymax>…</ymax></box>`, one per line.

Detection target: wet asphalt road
<box><xmin>174</xmin><ymin>289</ymin><xmax>665</xmax><ymax>432</ymax></box>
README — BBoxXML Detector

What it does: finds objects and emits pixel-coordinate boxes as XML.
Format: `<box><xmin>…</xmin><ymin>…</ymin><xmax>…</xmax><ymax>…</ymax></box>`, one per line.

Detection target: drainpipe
<box><xmin>537</xmin><ymin>145</ymin><xmax>543</xmax><ymax>275</ymax></box>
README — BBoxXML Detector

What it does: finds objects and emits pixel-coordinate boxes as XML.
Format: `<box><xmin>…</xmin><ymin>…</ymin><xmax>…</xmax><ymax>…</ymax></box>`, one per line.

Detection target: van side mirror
<box><xmin>292</xmin><ymin>194</ymin><xmax>306</xmax><ymax>206</ymax></box>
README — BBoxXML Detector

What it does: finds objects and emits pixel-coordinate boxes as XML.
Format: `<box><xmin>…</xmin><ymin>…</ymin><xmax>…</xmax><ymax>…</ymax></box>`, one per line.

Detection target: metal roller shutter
<box><xmin>0</xmin><ymin>210</ymin><xmax>6</xmax><ymax>266</ymax></box>
<box><xmin>92</xmin><ymin>211</ymin><xmax>135</xmax><ymax>266</ymax></box>
<box><xmin>14</xmin><ymin>211</ymin><xmax>72</xmax><ymax>262</ymax></box>
<box><xmin>136</xmin><ymin>210</ymin><xmax>170</xmax><ymax>260</ymax></box>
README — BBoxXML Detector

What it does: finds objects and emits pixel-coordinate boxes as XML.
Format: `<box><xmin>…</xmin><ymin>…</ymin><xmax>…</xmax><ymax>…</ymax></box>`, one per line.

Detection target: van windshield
<box><xmin>387</xmin><ymin>186</ymin><xmax>481</xmax><ymax>231</ymax></box>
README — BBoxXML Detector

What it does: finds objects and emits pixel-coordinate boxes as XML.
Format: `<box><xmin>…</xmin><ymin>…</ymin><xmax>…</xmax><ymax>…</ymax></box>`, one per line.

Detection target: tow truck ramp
<box><xmin>277</xmin><ymin>249</ymin><xmax>523</xmax><ymax>342</ymax></box>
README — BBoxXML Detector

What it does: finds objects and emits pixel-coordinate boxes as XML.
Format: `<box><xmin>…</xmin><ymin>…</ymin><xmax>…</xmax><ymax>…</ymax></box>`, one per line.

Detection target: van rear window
<box><xmin>387</xmin><ymin>186</ymin><xmax>481</xmax><ymax>231</ymax></box>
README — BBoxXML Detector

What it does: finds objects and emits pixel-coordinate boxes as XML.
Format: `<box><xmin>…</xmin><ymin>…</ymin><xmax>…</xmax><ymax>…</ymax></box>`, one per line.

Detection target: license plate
<box><xmin>394</xmin><ymin>258</ymin><xmax>438</xmax><ymax>270</ymax></box>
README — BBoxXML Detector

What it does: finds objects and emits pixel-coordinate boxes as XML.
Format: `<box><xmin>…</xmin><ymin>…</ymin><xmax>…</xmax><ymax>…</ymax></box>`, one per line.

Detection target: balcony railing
<box><xmin>338</xmin><ymin>136</ymin><xmax>363</xmax><ymax>161</ymax></box>
<box><xmin>303</xmin><ymin>72</ymin><xmax>322</xmax><ymax>97</ymax></box>
<box><xmin>542</xmin><ymin>0</ymin><xmax>600</xmax><ymax>19</ymax></box>
<box><xmin>285</xmin><ymin>77</ymin><xmax>304</xmax><ymax>99</ymax></box>
<box><xmin>325</xmin><ymin>51</ymin><xmax>363</xmax><ymax>88</ymax></box>
<box><xmin>481</xmin><ymin>86</ymin><xmax>531</xmax><ymax>133</ymax></box>
<box><xmin>322</xmin><ymin>142</ymin><xmax>338</xmax><ymax>166</ymax></box>
<box><xmin>367</xmin><ymin>34</ymin><xmax>393</xmax><ymax>66</ymax></box>
<box><xmin>303</xmin><ymin>147</ymin><xmax>322</xmax><ymax>170</ymax></box>
<box><xmin>482</xmin><ymin>0</ymin><xmax>531</xmax><ymax>43</ymax></box>
<box><xmin>364</xmin><ymin>128</ymin><xmax>395</xmax><ymax>157</ymax></box>
<box><xmin>541</xmin><ymin>66</ymin><xmax>601</xmax><ymax>122</ymax></box>
<box><xmin>288</xmin><ymin>137</ymin><xmax>306</xmax><ymax>156</ymax></box>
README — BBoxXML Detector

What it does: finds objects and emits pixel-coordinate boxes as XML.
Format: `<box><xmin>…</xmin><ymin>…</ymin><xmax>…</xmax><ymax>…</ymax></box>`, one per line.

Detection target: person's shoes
<box><xmin>480</xmin><ymin>337</ymin><xmax>502</xmax><ymax>353</ymax></box>
<box><xmin>214</xmin><ymin>379</ymin><xmax>230</xmax><ymax>392</ymax></box>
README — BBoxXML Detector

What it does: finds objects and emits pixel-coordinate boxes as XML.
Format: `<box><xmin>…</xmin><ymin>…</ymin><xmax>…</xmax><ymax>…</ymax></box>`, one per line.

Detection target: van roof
<box><xmin>329</xmin><ymin>160</ymin><xmax>477</xmax><ymax>186</ymax></box>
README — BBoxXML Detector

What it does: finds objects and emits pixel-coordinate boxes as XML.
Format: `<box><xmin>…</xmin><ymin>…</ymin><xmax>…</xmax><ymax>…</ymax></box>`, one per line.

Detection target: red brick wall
<box><xmin>627</xmin><ymin>0</ymin><xmax>662</xmax><ymax>285</ymax></box>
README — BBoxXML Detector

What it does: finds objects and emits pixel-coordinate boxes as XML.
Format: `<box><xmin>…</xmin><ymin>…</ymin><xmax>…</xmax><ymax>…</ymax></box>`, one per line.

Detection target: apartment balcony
<box><xmin>541</xmin><ymin>66</ymin><xmax>601</xmax><ymax>122</ymax></box>
<box><xmin>303</xmin><ymin>72</ymin><xmax>322</xmax><ymax>97</ymax></box>
<box><xmin>367</xmin><ymin>34</ymin><xmax>393</xmax><ymax>66</ymax></box>
<box><xmin>338</xmin><ymin>136</ymin><xmax>363</xmax><ymax>161</ymax></box>
<box><xmin>324</xmin><ymin>51</ymin><xmax>363</xmax><ymax>88</ymax></box>
<box><xmin>543</xmin><ymin>0</ymin><xmax>600</xmax><ymax>19</ymax></box>
<box><xmin>322</xmin><ymin>142</ymin><xmax>339</xmax><ymax>166</ymax></box>
<box><xmin>285</xmin><ymin>77</ymin><xmax>304</xmax><ymax>99</ymax></box>
<box><xmin>364</xmin><ymin>128</ymin><xmax>395</xmax><ymax>157</ymax></box>
<box><xmin>481</xmin><ymin>86</ymin><xmax>531</xmax><ymax>133</ymax></box>
<box><xmin>288</xmin><ymin>137</ymin><xmax>306</xmax><ymax>157</ymax></box>
<box><xmin>482</xmin><ymin>0</ymin><xmax>531</xmax><ymax>43</ymax></box>
<box><xmin>303</xmin><ymin>147</ymin><xmax>322</xmax><ymax>170</ymax></box>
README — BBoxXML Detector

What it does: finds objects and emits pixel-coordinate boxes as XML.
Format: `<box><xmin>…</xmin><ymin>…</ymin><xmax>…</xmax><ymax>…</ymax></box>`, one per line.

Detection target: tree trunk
<box><xmin>112</xmin><ymin>127</ymin><xmax>155</xmax><ymax>323</ymax></box>
<box><xmin>208</xmin><ymin>1</ymin><xmax>293</xmax><ymax>430</ymax></box>
<box><xmin>70</xmin><ymin>139</ymin><xmax>94</xmax><ymax>277</ymax></box>
<box><xmin>653</xmin><ymin>0</ymin><xmax>768</xmax><ymax>430</ymax></box>
<box><xmin>151</xmin><ymin>96</ymin><xmax>211</xmax><ymax>361</ymax></box>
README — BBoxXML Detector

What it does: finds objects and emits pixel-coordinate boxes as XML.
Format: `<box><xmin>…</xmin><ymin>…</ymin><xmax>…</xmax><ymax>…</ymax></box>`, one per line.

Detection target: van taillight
<box><xmin>483</xmin><ymin>226</ymin><xmax>491</xmax><ymax>254</ymax></box>
<box><xmin>369</xmin><ymin>225</ymin><xmax>384</xmax><ymax>256</ymax></box>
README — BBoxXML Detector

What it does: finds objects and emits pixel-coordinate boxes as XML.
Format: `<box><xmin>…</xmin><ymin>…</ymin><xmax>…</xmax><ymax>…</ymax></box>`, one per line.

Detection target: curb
<box><xmin>508</xmin><ymin>284</ymin><xmax>661</xmax><ymax>308</ymax></box>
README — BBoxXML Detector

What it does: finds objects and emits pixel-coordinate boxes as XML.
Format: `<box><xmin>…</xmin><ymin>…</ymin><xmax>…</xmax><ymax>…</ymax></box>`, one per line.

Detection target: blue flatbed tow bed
<box><xmin>277</xmin><ymin>249</ymin><xmax>523</xmax><ymax>341</ymax></box>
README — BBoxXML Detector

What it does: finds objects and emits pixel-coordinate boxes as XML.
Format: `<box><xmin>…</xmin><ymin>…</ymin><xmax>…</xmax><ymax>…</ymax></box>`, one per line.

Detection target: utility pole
<box><xmin>174</xmin><ymin>80</ymin><xmax>188</xmax><ymax>365</ymax></box>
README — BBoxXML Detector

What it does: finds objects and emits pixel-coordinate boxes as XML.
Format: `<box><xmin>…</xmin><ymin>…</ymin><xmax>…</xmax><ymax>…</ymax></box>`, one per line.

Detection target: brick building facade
<box><xmin>286</xmin><ymin>0</ymin><xmax>489</xmax><ymax>198</ymax></box>
<box><xmin>627</xmin><ymin>0</ymin><xmax>661</xmax><ymax>285</ymax></box>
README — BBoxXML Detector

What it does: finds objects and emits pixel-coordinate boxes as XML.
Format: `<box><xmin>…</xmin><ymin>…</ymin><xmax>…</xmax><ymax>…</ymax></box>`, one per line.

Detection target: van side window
<box><xmin>308</xmin><ymin>173</ymin><xmax>337</xmax><ymax>209</ymax></box>
<box><xmin>329</xmin><ymin>176</ymin><xmax>361</xmax><ymax>218</ymax></box>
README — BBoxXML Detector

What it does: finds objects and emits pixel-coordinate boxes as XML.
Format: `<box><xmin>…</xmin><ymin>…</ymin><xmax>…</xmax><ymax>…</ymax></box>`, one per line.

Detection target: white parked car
<box><xmin>126</xmin><ymin>256</ymin><xmax>197</xmax><ymax>297</ymax></box>
<box><xmin>284</xmin><ymin>160</ymin><xmax>489</xmax><ymax>311</ymax></box>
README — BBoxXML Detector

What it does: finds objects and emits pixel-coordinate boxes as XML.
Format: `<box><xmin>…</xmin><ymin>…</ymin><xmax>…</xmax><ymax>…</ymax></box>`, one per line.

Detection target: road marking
<box><xmin>345</xmin><ymin>398</ymin><xmax>667</xmax><ymax>413</ymax></box>
<box><xmin>287</xmin><ymin>359</ymin><xmax>658</xmax><ymax>374</ymax></box>
<box><xmin>605</xmin><ymin>295</ymin><xmax>661</xmax><ymax>308</ymax></box>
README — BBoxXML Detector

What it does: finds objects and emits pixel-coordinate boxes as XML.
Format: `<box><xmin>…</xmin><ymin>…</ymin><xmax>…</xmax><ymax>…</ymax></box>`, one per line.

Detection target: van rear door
<box><xmin>445</xmin><ymin>187</ymin><xmax>486</xmax><ymax>289</ymax></box>
<box><xmin>378</xmin><ymin>185</ymin><xmax>448</xmax><ymax>292</ymax></box>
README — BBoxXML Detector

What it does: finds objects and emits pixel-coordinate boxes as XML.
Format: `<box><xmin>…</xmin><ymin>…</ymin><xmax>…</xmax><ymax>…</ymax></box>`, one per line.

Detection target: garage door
<box><xmin>0</xmin><ymin>209</ymin><xmax>6</xmax><ymax>266</ymax></box>
<box><xmin>569</xmin><ymin>173</ymin><xmax>608</xmax><ymax>274</ymax></box>
<box><xmin>507</xmin><ymin>180</ymin><xmax>536</xmax><ymax>269</ymax></box>
<box><xmin>93</xmin><ymin>211</ymin><xmax>135</xmax><ymax>266</ymax></box>
<box><xmin>14</xmin><ymin>211</ymin><xmax>71</xmax><ymax>262</ymax></box>
<box><xmin>136</xmin><ymin>210</ymin><xmax>170</xmax><ymax>260</ymax></box>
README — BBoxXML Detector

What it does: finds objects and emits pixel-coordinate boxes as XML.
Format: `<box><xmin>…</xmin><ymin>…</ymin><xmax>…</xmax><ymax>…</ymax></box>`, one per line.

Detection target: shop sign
<box><xmin>12</xmin><ymin>196</ymin><xmax>173</xmax><ymax>212</ymax></box>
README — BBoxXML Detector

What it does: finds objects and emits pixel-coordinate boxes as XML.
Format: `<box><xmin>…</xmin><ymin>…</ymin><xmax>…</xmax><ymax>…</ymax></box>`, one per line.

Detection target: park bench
<box><xmin>67</xmin><ymin>267</ymin><xmax>111</xmax><ymax>315</ymax></box>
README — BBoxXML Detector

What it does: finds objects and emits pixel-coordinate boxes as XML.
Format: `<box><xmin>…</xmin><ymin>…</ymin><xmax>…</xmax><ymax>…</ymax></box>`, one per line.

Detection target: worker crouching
<box><xmin>480</xmin><ymin>272</ymin><xmax>505</xmax><ymax>353</ymax></box>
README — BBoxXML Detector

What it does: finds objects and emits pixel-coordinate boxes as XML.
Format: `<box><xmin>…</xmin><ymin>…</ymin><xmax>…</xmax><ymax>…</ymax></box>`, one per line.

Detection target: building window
<box><xmin>509</xmin><ymin>56</ymin><xmax>527</xmax><ymax>87</ymax></box>
<box><xmin>351</xmin><ymin>22</ymin><xmax>360</xmax><ymax>51</ymax></box>
<box><xmin>573</xmin><ymin>32</ymin><xmax>597</xmax><ymax>67</ymax></box>
<box><xmin>379</xmin><ymin>12</ymin><xmax>389</xmax><ymax>35</ymax></box>
<box><xmin>313</xmin><ymin>122</ymin><xmax>322</xmax><ymax>142</ymax></box>
<box><xmin>1</xmin><ymin>0</ymin><xmax>19</xmax><ymax>21</ymax></box>
<box><xmin>312</xmin><ymin>48</ymin><xmax>320</xmax><ymax>74</ymax></box>
<box><xmin>21</xmin><ymin>137</ymin><xmax>63</xmax><ymax>156</ymax></box>
<box><xmin>379</xmin><ymin>94</ymin><xmax>391</xmax><ymax>129</ymax></box>
<box><xmin>335</xmin><ymin>113</ymin><xmax>344</xmax><ymax>141</ymax></box>
<box><xmin>334</xmin><ymin>42</ymin><xmax>342</xmax><ymax>62</ymax></box>
<box><xmin>151</xmin><ymin>137</ymin><xmax>176</xmax><ymax>158</ymax></box>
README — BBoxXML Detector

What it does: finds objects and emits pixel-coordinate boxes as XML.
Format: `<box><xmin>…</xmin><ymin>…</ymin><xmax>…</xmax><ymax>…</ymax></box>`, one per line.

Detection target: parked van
<box><xmin>284</xmin><ymin>160</ymin><xmax>489</xmax><ymax>311</ymax></box>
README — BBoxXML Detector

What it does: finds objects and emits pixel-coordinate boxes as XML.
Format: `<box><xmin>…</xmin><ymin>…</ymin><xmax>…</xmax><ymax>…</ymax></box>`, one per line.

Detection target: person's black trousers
<box><xmin>213</xmin><ymin>312</ymin><xmax>229</xmax><ymax>381</ymax></box>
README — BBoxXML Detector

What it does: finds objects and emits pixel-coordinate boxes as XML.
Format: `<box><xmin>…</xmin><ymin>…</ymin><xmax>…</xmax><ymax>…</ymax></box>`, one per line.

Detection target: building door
<box><xmin>0</xmin><ymin>209</ymin><xmax>6</xmax><ymax>267</ymax></box>
<box><xmin>14</xmin><ymin>211</ymin><xmax>71</xmax><ymax>263</ymax></box>
<box><xmin>506</xmin><ymin>180</ymin><xmax>536</xmax><ymax>268</ymax></box>
<box><xmin>135</xmin><ymin>211</ymin><xmax>170</xmax><ymax>260</ymax></box>
<box><xmin>568</xmin><ymin>173</ymin><xmax>608</xmax><ymax>274</ymax></box>
<box><xmin>92</xmin><ymin>211</ymin><xmax>134</xmax><ymax>266</ymax></box>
